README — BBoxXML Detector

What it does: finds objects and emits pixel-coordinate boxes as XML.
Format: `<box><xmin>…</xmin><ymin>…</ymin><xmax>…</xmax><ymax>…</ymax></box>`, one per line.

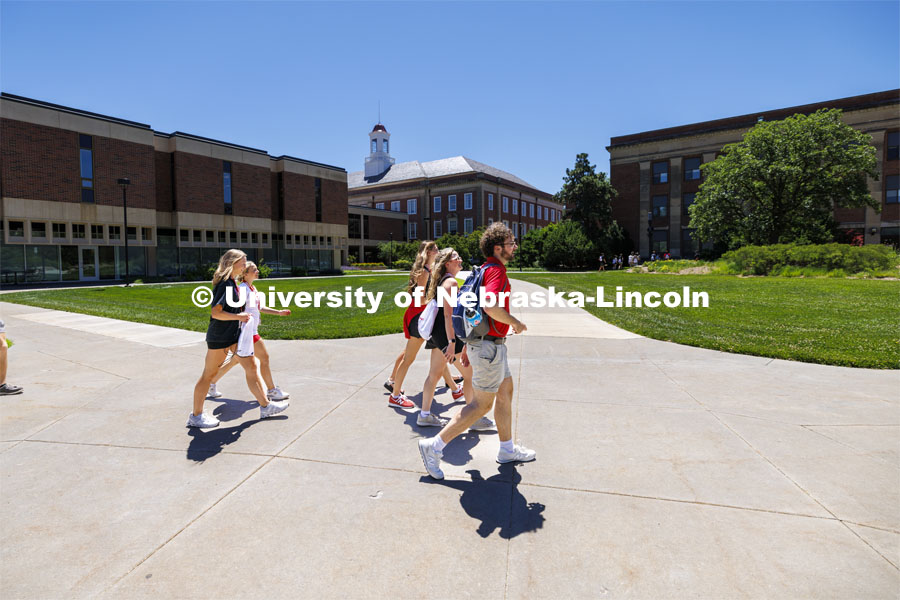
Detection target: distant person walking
<box><xmin>418</xmin><ymin>223</ymin><xmax>535</xmax><ymax>480</ymax></box>
<box><xmin>188</xmin><ymin>250</ymin><xmax>289</xmax><ymax>428</ymax></box>
<box><xmin>0</xmin><ymin>320</ymin><xmax>23</xmax><ymax>396</ymax></box>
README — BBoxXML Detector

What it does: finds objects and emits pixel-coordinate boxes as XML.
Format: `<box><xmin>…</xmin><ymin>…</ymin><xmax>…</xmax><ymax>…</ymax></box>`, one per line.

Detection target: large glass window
<box><xmin>682</xmin><ymin>193</ymin><xmax>696</xmax><ymax>216</ymax></box>
<box><xmin>448</xmin><ymin>195</ymin><xmax>457</xmax><ymax>211</ymax></box>
<box><xmin>218</xmin><ymin>231</ymin><xmax>226</xmax><ymax>244</ymax></box>
<box><xmin>391</xmin><ymin>200</ymin><xmax>400</xmax><ymax>212</ymax></box>
<box><xmin>223</xmin><ymin>161</ymin><xmax>233</xmax><ymax>215</ymax></box>
<box><xmin>512</xmin><ymin>199</ymin><xmax>518</xmax><ymax>215</ymax></box>
<box><xmin>72</xmin><ymin>224</ymin><xmax>86</xmax><ymax>239</ymax></box>
<box><xmin>91</xmin><ymin>225</ymin><xmax>104</xmax><ymax>240</ymax></box>
<box><xmin>99</xmin><ymin>246</ymin><xmax>117</xmax><ymax>280</ymax></box>
<box><xmin>887</xmin><ymin>131</ymin><xmax>899</xmax><ymax>160</ymax></box>
<box><xmin>31</xmin><ymin>222</ymin><xmax>47</xmax><ymax>239</ymax></box>
<box><xmin>433</xmin><ymin>220</ymin><xmax>442</xmax><ymax>237</ymax></box>
<box><xmin>448</xmin><ymin>217</ymin><xmax>458</xmax><ymax>234</ymax></box>
<box><xmin>79</xmin><ymin>134</ymin><xmax>94</xmax><ymax>203</ymax></box>
<box><xmin>488</xmin><ymin>193</ymin><xmax>494</xmax><ymax>210</ymax></box>
<box><xmin>886</xmin><ymin>175</ymin><xmax>899</xmax><ymax>204</ymax></box>
<box><xmin>464</xmin><ymin>193</ymin><xmax>472</xmax><ymax>210</ymax></box>
<box><xmin>52</xmin><ymin>222</ymin><xmax>67</xmax><ymax>240</ymax></box>
<box><xmin>127</xmin><ymin>227</ymin><xmax>137</xmax><ymax>241</ymax></box>
<box><xmin>464</xmin><ymin>218</ymin><xmax>473</xmax><ymax>234</ymax></box>
<box><xmin>652</xmin><ymin>195</ymin><xmax>668</xmax><ymax>217</ymax></box>
<box><xmin>315</xmin><ymin>178</ymin><xmax>322</xmax><ymax>223</ymax></box>
<box><xmin>882</xmin><ymin>226</ymin><xmax>899</xmax><ymax>249</ymax></box>
<box><xmin>109</xmin><ymin>226</ymin><xmax>121</xmax><ymax>240</ymax></box>
<box><xmin>407</xmin><ymin>199</ymin><xmax>416</xmax><ymax>214</ymax></box>
<box><xmin>434</xmin><ymin>196</ymin><xmax>441</xmax><ymax>213</ymax></box>
<box><xmin>652</xmin><ymin>161</ymin><xmax>668</xmax><ymax>184</ymax></box>
<box><xmin>409</xmin><ymin>222</ymin><xmax>417</xmax><ymax>239</ymax></box>
<box><xmin>9</xmin><ymin>221</ymin><xmax>24</xmax><ymax>238</ymax></box>
<box><xmin>60</xmin><ymin>246</ymin><xmax>79</xmax><ymax>280</ymax></box>
<box><xmin>180</xmin><ymin>229</ymin><xmax>189</xmax><ymax>243</ymax></box>
<box><xmin>26</xmin><ymin>245</ymin><xmax>60</xmax><ymax>281</ymax></box>
<box><xmin>376</xmin><ymin>202</ymin><xmax>384</xmax><ymax>210</ymax></box>
<box><xmin>681</xmin><ymin>229</ymin><xmax>698</xmax><ymax>258</ymax></box>
<box><xmin>156</xmin><ymin>228</ymin><xmax>178</xmax><ymax>276</ymax></box>
<box><xmin>651</xmin><ymin>229</ymin><xmax>669</xmax><ymax>253</ymax></box>
<box><xmin>193</xmin><ymin>230</ymin><xmax>201</xmax><ymax>243</ymax></box>
<box><xmin>684</xmin><ymin>157</ymin><xmax>701</xmax><ymax>181</ymax></box>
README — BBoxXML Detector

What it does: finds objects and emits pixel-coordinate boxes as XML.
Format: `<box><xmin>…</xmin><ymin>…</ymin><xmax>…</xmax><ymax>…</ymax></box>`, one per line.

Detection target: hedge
<box><xmin>722</xmin><ymin>243</ymin><xmax>899</xmax><ymax>275</ymax></box>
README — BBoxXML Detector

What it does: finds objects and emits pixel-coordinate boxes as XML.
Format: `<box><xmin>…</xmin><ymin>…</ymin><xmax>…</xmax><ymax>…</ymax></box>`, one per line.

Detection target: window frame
<box><xmin>464</xmin><ymin>193</ymin><xmax>472</xmax><ymax>210</ymax></box>
<box><xmin>407</xmin><ymin>199</ymin><xmax>417</xmax><ymax>214</ymax></box>
<box><xmin>434</xmin><ymin>196</ymin><xmax>441</xmax><ymax>213</ymax></box>
<box><xmin>223</xmin><ymin>161</ymin><xmax>233</xmax><ymax>215</ymax></box>
<box><xmin>448</xmin><ymin>194</ymin><xmax>457</xmax><ymax>211</ymax></box>
<box><xmin>886</xmin><ymin>174</ymin><xmax>899</xmax><ymax>204</ymax></box>
<box><xmin>391</xmin><ymin>200</ymin><xmax>401</xmax><ymax>212</ymax></box>
<box><xmin>652</xmin><ymin>195</ymin><xmax>669</xmax><ymax>218</ymax></box>
<box><xmin>488</xmin><ymin>193</ymin><xmax>494</xmax><ymax>210</ymax></box>
<box><xmin>409</xmin><ymin>222</ymin><xmax>417</xmax><ymax>239</ymax></box>
<box><xmin>652</xmin><ymin>161</ymin><xmax>668</xmax><ymax>184</ymax></box>
<box><xmin>109</xmin><ymin>225</ymin><xmax>121</xmax><ymax>241</ymax></box>
<box><xmin>464</xmin><ymin>218</ymin><xmax>473</xmax><ymax>234</ymax></box>
<box><xmin>79</xmin><ymin>134</ymin><xmax>94</xmax><ymax>203</ymax></box>
<box><xmin>433</xmin><ymin>220</ymin><xmax>442</xmax><ymax>237</ymax></box>
<box><xmin>683</xmin><ymin>157</ymin><xmax>701</xmax><ymax>181</ymax></box>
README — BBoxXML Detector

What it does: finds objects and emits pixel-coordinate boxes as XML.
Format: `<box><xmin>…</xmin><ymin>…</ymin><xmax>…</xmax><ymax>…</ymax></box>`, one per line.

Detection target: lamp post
<box><xmin>389</xmin><ymin>232</ymin><xmax>393</xmax><ymax>269</ymax></box>
<box><xmin>117</xmin><ymin>178</ymin><xmax>131</xmax><ymax>285</ymax></box>
<box><xmin>423</xmin><ymin>216</ymin><xmax>431</xmax><ymax>242</ymax></box>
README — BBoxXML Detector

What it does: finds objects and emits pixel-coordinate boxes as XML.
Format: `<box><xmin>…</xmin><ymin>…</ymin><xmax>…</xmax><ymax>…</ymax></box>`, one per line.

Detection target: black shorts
<box><xmin>207</xmin><ymin>340</ymin><xmax>237</xmax><ymax>350</ymax></box>
<box><xmin>426</xmin><ymin>323</ymin><xmax>464</xmax><ymax>355</ymax></box>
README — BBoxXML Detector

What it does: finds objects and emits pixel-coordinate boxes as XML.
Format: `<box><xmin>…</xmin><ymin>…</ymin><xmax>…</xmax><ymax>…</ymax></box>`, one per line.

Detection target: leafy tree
<box><xmin>690</xmin><ymin>108</ymin><xmax>879</xmax><ymax>249</ymax></box>
<box><xmin>435</xmin><ymin>227</ymin><xmax>485</xmax><ymax>268</ymax></box>
<box><xmin>377</xmin><ymin>240</ymin><xmax>418</xmax><ymax>265</ymax></box>
<box><xmin>542</xmin><ymin>221</ymin><xmax>594</xmax><ymax>269</ymax></box>
<box><xmin>557</xmin><ymin>153</ymin><xmax>617</xmax><ymax>240</ymax></box>
<box><xmin>510</xmin><ymin>225</ymin><xmax>551</xmax><ymax>268</ymax></box>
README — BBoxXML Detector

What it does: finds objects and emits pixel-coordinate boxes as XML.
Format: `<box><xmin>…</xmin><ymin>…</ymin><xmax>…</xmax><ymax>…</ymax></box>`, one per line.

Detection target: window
<box><xmin>652</xmin><ymin>161</ymin><xmax>668</xmax><ymax>184</ymax></box>
<box><xmin>109</xmin><ymin>226</ymin><xmax>121</xmax><ymax>240</ymax></box>
<box><xmin>464</xmin><ymin>218</ymin><xmax>473</xmax><ymax>234</ymax></box>
<box><xmin>882</xmin><ymin>226</ymin><xmax>900</xmax><ymax>249</ymax></box>
<box><xmin>652</xmin><ymin>195</ymin><xmax>668</xmax><ymax>217</ymax></box>
<box><xmin>127</xmin><ymin>227</ymin><xmax>137</xmax><ymax>241</ymax></box>
<box><xmin>407</xmin><ymin>199</ymin><xmax>417</xmax><ymax>214</ymax></box>
<box><xmin>206</xmin><ymin>231</ymin><xmax>214</xmax><ymax>243</ymax></box>
<box><xmin>313</xmin><ymin>177</ymin><xmax>323</xmax><ymax>222</ymax></box>
<box><xmin>391</xmin><ymin>200</ymin><xmax>400</xmax><ymax>212</ymax></box>
<box><xmin>52</xmin><ymin>222</ymin><xmax>66</xmax><ymax>239</ymax></box>
<box><xmin>488</xmin><ymin>218</ymin><xmax>494</xmax><ymax>225</ymax></box>
<box><xmin>448</xmin><ymin>195</ymin><xmax>457</xmax><ymax>211</ymax></box>
<box><xmin>433</xmin><ymin>220</ymin><xmax>442</xmax><ymax>237</ymax></box>
<box><xmin>448</xmin><ymin>217</ymin><xmax>458</xmax><ymax>234</ymax></box>
<box><xmin>262</xmin><ymin>233</ymin><xmax>268</xmax><ymax>245</ymax></box>
<box><xmin>529</xmin><ymin>203</ymin><xmax>534</xmax><ymax>218</ymax></box>
<box><xmin>512</xmin><ymin>222</ymin><xmax>518</xmax><ymax>237</ymax></box>
<box><xmin>512</xmin><ymin>199</ymin><xmax>518</xmax><ymax>215</ymax></box>
<box><xmin>7</xmin><ymin>221</ymin><xmax>23</xmax><ymax>238</ymax></box>
<box><xmin>888</xmin><ymin>132</ymin><xmax>899</xmax><ymax>160</ymax></box>
<box><xmin>545</xmin><ymin>206</ymin><xmax>549</xmax><ymax>220</ymax></box>
<box><xmin>72</xmin><ymin>224</ymin><xmax>86</xmax><ymax>239</ymax></box>
<box><xmin>503</xmin><ymin>196</ymin><xmax>509</xmax><ymax>212</ymax></box>
<box><xmin>371</xmin><ymin>139</ymin><xmax>377</xmax><ymax>153</ymax></box>
<box><xmin>79</xmin><ymin>134</ymin><xmax>94</xmax><ymax>203</ymax></box>
<box><xmin>682</xmin><ymin>193</ymin><xmax>696</xmax><ymax>216</ymax></box>
<box><xmin>464</xmin><ymin>193</ymin><xmax>472</xmax><ymax>210</ymax></box>
<box><xmin>651</xmin><ymin>229</ymin><xmax>669</xmax><ymax>253</ymax></box>
<box><xmin>409</xmin><ymin>222</ymin><xmax>417</xmax><ymax>239</ymax></box>
<box><xmin>550</xmin><ymin>209</ymin><xmax>555</xmax><ymax>221</ymax></box>
<box><xmin>434</xmin><ymin>196</ymin><xmax>441</xmax><ymax>212</ymax></box>
<box><xmin>241</xmin><ymin>232</ymin><xmax>248</xmax><ymax>244</ymax></box>
<box><xmin>219</xmin><ymin>231</ymin><xmax>226</xmax><ymax>244</ymax></box>
<box><xmin>230</xmin><ymin>232</ymin><xmax>238</xmax><ymax>244</ymax></box>
<box><xmin>488</xmin><ymin>193</ymin><xmax>494</xmax><ymax>210</ymax></box>
<box><xmin>682</xmin><ymin>229</ymin><xmax>698</xmax><ymax>257</ymax></box>
<box><xmin>384</xmin><ymin>139</ymin><xmax>388</xmax><ymax>153</ymax></box>
<box><xmin>180</xmin><ymin>229</ymin><xmax>189</xmax><ymax>242</ymax></box>
<box><xmin>376</xmin><ymin>202</ymin><xmax>385</xmax><ymax>210</ymax></box>
<box><xmin>91</xmin><ymin>225</ymin><xmax>103</xmax><ymax>240</ymax></box>
<box><xmin>193</xmin><ymin>230</ymin><xmax>201</xmax><ymax>243</ymax></box>
<box><xmin>887</xmin><ymin>175</ymin><xmax>899</xmax><ymax>204</ymax></box>
<box><xmin>223</xmin><ymin>161</ymin><xmax>233</xmax><ymax>215</ymax></box>
<box><xmin>251</xmin><ymin>233</ymin><xmax>259</xmax><ymax>245</ymax></box>
<box><xmin>684</xmin><ymin>157</ymin><xmax>701</xmax><ymax>181</ymax></box>
<box><xmin>503</xmin><ymin>220</ymin><xmax>509</xmax><ymax>228</ymax></box>
<box><xmin>31</xmin><ymin>222</ymin><xmax>47</xmax><ymax>239</ymax></box>
<box><xmin>327</xmin><ymin>236</ymin><xmax>332</xmax><ymax>246</ymax></box>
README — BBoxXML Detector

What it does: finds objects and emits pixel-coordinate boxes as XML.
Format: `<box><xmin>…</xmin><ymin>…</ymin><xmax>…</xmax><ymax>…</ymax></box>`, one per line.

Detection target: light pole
<box><xmin>389</xmin><ymin>232</ymin><xmax>393</xmax><ymax>269</ymax></box>
<box><xmin>117</xmin><ymin>178</ymin><xmax>131</xmax><ymax>285</ymax></box>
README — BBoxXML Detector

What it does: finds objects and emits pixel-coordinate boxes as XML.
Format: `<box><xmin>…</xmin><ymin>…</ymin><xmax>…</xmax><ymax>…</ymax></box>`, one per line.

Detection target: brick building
<box><xmin>0</xmin><ymin>93</ymin><xmax>348</xmax><ymax>283</ymax></box>
<box><xmin>607</xmin><ymin>90</ymin><xmax>900</xmax><ymax>258</ymax></box>
<box><xmin>348</xmin><ymin>123</ymin><xmax>563</xmax><ymax>252</ymax></box>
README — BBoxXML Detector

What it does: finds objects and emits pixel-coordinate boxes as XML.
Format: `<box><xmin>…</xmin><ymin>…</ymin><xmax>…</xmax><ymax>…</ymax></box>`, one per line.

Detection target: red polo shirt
<box><xmin>481</xmin><ymin>257</ymin><xmax>511</xmax><ymax>337</ymax></box>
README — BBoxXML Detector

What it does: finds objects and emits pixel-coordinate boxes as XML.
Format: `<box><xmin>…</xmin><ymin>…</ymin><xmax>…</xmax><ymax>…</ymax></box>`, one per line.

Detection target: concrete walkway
<box><xmin>0</xmin><ymin>279</ymin><xmax>898</xmax><ymax>599</ymax></box>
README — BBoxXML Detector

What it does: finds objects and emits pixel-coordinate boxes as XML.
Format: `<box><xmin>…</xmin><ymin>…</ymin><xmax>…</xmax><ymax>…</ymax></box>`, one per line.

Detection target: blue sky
<box><xmin>2</xmin><ymin>1</ymin><xmax>898</xmax><ymax>194</ymax></box>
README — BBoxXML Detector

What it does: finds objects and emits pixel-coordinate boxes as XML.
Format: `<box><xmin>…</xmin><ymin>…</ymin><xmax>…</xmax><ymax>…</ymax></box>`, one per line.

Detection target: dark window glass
<box><xmin>218</xmin><ymin>231</ymin><xmax>226</xmax><ymax>243</ymax></box>
<box><xmin>682</xmin><ymin>193</ymin><xmax>696</xmax><ymax>216</ymax></box>
<box><xmin>251</xmin><ymin>233</ymin><xmax>259</xmax><ymax>245</ymax></box>
<box><xmin>82</xmin><ymin>188</ymin><xmax>94</xmax><ymax>203</ymax></box>
<box><xmin>52</xmin><ymin>222</ymin><xmax>66</xmax><ymax>238</ymax></box>
<box><xmin>31</xmin><ymin>222</ymin><xmax>47</xmax><ymax>238</ymax></box>
<box><xmin>72</xmin><ymin>224</ymin><xmax>86</xmax><ymax>239</ymax></box>
<box><xmin>886</xmin><ymin>175</ymin><xmax>899</xmax><ymax>204</ymax></box>
<box><xmin>684</xmin><ymin>157</ymin><xmax>701</xmax><ymax>181</ymax></box>
<box><xmin>371</xmin><ymin>139</ymin><xmax>377</xmax><ymax>153</ymax></box>
<box><xmin>224</xmin><ymin>161</ymin><xmax>233</xmax><ymax>214</ymax></box>
<box><xmin>230</xmin><ymin>232</ymin><xmax>237</xmax><ymax>244</ymax></box>
<box><xmin>142</xmin><ymin>227</ymin><xmax>152</xmax><ymax>241</ymax></box>
<box><xmin>180</xmin><ymin>229</ymin><xmax>189</xmax><ymax>242</ymax></box>
<box><xmin>79</xmin><ymin>135</ymin><xmax>94</xmax><ymax>202</ymax></box>
<box><xmin>80</xmin><ymin>149</ymin><xmax>93</xmax><ymax>180</ymax></box>
<box><xmin>60</xmin><ymin>246</ymin><xmax>79</xmax><ymax>280</ymax></box>
<box><xmin>79</xmin><ymin>134</ymin><xmax>92</xmax><ymax>149</ymax></box>
<box><xmin>652</xmin><ymin>195</ymin><xmax>668</xmax><ymax>217</ymax></box>
<box><xmin>206</xmin><ymin>231</ymin><xmax>214</xmax><ymax>243</ymax></box>
<box><xmin>193</xmin><ymin>230</ymin><xmax>201</xmax><ymax>243</ymax></box>
<box><xmin>887</xmin><ymin>132</ymin><xmax>899</xmax><ymax>160</ymax></box>
<box><xmin>652</xmin><ymin>161</ymin><xmax>668</xmax><ymax>184</ymax></box>
<box><xmin>262</xmin><ymin>233</ymin><xmax>268</xmax><ymax>245</ymax></box>
<box><xmin>91</xmin><ymin>225</ymin><xmax>103</xmax><ymax>239</ymax></box>
<box><xmin>241</xmin><ymin>232</ymin><xmax>248</xmax><ymax>244</ymax></box>
<box><xmin>651</xmin><ymin>229</ymin><xmax>668</xmax><ymax>253</ymax></box>
<box><xmin>682</xmin><ymin>229</ymin><xmax>698</xmax><ymax>257</ymax></box>
<box><xmin>881</xmin><ymin>226</ymin><xmax>899</xmax><ymax>249</ymax></box>
<box><xmin>315</xmin><ymin>178</ymin><xmax>322</xmax><ymax>223</ymax></box>
<box><xmin>384</xmin><ymin>139</ymin><xmax>388</xmax><ymax>153</ymax></box>
<box><xmin>109</xmin><ymin>226</ymin><xmax>121</xmax><ymax>240</ymax></box>
<box><xmin>127</xmin><ymin>227</ymin><xmax>137</xmax><ymax>241</ymax></box>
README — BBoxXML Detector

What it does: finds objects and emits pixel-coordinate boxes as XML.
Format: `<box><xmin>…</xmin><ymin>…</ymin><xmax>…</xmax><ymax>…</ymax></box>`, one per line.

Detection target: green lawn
<box><xmin>3</xmin><ymin>272</ymin><xmax>897</xmax><ymax>368</ymax></box>
<box><xmin>515</xmin><ymin>273</ymin><xmax>899</xmax><ymax>369</ymax></box>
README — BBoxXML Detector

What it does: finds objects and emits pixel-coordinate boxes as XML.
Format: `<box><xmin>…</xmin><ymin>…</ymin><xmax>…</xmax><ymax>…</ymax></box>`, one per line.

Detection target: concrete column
<box><xmin>639</xmin><ymin>161</ymin><xmax>651</xmax><ymax>257</ymax></box>
<box><xmin>358</xmin><ymin>215</ymin><xmax>365</xmax><ymax>263</ymax></box>
<box><xmin>670</xmin><ymin>157</ymin><xmax>682</xmax><ymax>257</ymax></box>
<box><xmin>865</xmin><ymin>130</ymin><xmax>886</xmax><ymax>245</ymax></box>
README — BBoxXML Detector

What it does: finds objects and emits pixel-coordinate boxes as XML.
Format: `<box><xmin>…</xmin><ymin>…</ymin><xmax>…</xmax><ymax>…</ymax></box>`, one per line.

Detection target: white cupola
<box><xmin>365</xmin><ymin>123</ymin><xmax>395</xmax><ymax>178</ymax></box>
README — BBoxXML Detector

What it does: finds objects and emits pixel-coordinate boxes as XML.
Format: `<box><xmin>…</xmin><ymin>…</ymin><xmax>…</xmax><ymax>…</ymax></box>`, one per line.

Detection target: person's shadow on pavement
<box><xmin>421</xmin><ymin>465</ymin><xmax>546</xmax><ymax>539</ymax></box>
<box><xmin>186</xmin><ymin>397</ymin><xmax>286</xmax><ymax>462</ymax></box>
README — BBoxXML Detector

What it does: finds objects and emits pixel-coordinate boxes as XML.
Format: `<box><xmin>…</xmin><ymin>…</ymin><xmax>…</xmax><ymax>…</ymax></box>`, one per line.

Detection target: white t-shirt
<box><xmin>236</xmin><ymin>282</ymin><xmax>261</xmax><ymax>357</ymax></box>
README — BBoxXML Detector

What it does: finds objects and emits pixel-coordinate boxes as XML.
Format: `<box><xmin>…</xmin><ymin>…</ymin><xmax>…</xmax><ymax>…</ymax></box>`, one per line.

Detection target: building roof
<box><xmin>348</xmin><ymin>155</ymin><xmax>545</xmax><ymax>194</ymax></box>
<box><xmin>608</xmin><ymin>89</ymin><xmax>900</xmax><ymax>150</ymax></box>
<box><xmin>372</xmin><ymin>123</ymin><xmax>387</xmax><ymax>133</ymax></box>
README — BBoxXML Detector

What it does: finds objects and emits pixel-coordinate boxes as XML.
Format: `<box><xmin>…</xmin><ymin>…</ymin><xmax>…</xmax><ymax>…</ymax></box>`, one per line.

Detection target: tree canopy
<box><xmin>557</xmin><ymin>153</ymin><xmax>617</xmax><ymax>240</ymax></box>
<box><xmin>689</xmin><ymin>108</ymin><xmax>879</xmax><ymax>248</ymax></box>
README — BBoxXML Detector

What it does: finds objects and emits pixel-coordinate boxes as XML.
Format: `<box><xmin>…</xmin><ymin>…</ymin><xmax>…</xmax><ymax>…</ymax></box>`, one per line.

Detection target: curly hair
<box><xmin>407</xmin><ymin>240</ymin><xmax>438</xmax><ymax>295</ymax></box>
<box><xmin>425</xmin><ymin>248</ymin><xmax>458</xmax><ymax>303</ymax></box>
<box><xmin>479</xmin><ymin>222</ymin><xmax>512</xmax><ymax>258</ymax></box>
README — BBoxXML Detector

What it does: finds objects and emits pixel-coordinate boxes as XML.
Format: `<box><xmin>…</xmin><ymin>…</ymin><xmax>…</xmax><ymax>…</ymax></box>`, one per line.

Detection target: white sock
<box><xmin>500</xmin><ymin>439</ymin><xmax>514</xmax><ymax>453</ymax></box>
<box><xmin>421</xmin><ymin>410</ymin><xmax>430</xmax><ymax>417</ymax></box>
<box><xmin>209</xmin><ymin>383</ymin><xmax>217</xmax><ymax>390</ymax></box>
<box><xmin>432</xmin><ymin>436</ymin><xmax>447</xmax><ymax>452</ymax></box>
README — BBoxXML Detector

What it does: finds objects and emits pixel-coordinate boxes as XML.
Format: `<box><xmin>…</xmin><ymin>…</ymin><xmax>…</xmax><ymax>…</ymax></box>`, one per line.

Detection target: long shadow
<box><xmin>186</xmin><ymin>397</ymin><xmax>287</xmax><ymax>462</ymax></box>
<box><xmin>421</xmin><ymin>465</ymin><xmax>546</xmax><ymax>539</ymax></box>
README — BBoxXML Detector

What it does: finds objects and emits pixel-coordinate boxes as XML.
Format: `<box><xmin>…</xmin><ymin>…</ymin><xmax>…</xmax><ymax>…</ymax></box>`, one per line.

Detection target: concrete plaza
<box><xmin>0</xmin><ymin>279</ymin><xmax>898</xmax><ymax>599</ymax></box>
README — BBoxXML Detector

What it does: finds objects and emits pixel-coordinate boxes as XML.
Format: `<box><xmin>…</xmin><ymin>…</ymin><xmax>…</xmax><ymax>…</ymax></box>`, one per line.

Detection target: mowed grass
<box><xmin>514</xmin><ymin>272</ymin><xmax>899</xmax><ymax>369</ymax></box>
<box><xmin>2</xmin><ymin>276</ymin><xmax>410</xmax><ymax>340</ymax></box>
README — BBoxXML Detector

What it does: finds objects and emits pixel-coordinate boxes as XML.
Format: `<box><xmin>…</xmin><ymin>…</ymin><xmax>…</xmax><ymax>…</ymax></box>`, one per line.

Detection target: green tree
<box><xmin>435</xmin><ymin>227</ymin><xmax>485</xmax><ymax>268</ymax></box>
<box><xmin>377</xmin><ymin>240</ymin><xmax>418</xmax><ymax>265</ymax></box>
<box><xmin>690</xmin><ymin>108</ymin><xmax>879</xmax><ymax>249</ymax></box>
<box><xmin>510</xmin><ymin>225</ymin><xmax>551</xmax><ymax>268</ymax></box>
<box><xmin>557</xmin><ymin>153</ymin><xmax>617</xmax><ymax>241</ymax></box>
<box><xmin>542</xmin><ymin>221</ymin><xmax>594</xmax><ymax>269</ymax></box>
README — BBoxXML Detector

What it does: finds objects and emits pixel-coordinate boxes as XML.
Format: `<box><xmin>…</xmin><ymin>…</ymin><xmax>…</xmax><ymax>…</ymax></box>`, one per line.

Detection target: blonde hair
<box><xmin>236</xmin><ymin>261</ymin><xmax>257</xmax><ymax>284</ymax></box>
<box><xmin>425</xmin><ymin>248</ymin><xmax>457</xmax><ymax>302</ymax></box>
<box><xmin>211</xmin><ymin>249</ymin><xmax>247</xmax><ymax>286</ymax></box>
<box><xmin>407</xmin><ymin>240</ymin><xmax>438</xmax><ymax>295</ymax></box>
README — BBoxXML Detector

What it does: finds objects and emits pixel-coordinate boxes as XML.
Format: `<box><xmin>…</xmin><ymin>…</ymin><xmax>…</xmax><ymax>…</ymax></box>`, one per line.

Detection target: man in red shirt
<box><xmin>418</xmin><ymin>223</ymin><xmax>536</xmax><ymax>479</ymax></box>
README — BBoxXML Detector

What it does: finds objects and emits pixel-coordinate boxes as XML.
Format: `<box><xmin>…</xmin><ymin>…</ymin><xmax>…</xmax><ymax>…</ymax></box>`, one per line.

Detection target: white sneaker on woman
<box><xmin>207</xmin><ymin>384</ymin><xmax>223</xmax><ymax>399</ymax></box>
<box><xmin>260</xmin><ymin>400</ymin><xmax>289</xmax><ymax>419</ymax></box>
<box><xmin>186</xmin><ymin>412</ymin><xmax>220</xmax><ymax>428</ymax></box>
<box><xmin>267</xmin><ymin>385</ymin><xmax>290</xmax><ymax>400</ymax></box>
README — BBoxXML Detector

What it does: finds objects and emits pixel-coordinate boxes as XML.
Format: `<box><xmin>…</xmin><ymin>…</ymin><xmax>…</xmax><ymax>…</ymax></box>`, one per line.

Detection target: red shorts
<box><xmin>253</xmin><ymin>334</ymin><xmax>261</xmax><ymax>344</ymax></box>
<box><xmin>402</xmin><ymin>304</ymin><xmax>426</xmax><ymax>339</ymax></box>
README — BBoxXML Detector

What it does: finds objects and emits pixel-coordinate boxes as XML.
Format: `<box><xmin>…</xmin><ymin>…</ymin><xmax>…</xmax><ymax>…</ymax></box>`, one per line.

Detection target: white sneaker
<box><xmin>469</xmin><ymin>416</ymin><xmax>496</xmax><ymax>432</ymax></box>
<box><xmin>260</xmin><ymin>400</ymin><xmax>289</xmax><ymax>419</ymax></box>
<box><xmin>497</xmin><ymin>444</ymin><xmax>536</xmax><ymax>464</ymax></box>
<box><xmin>418</xmin><ymin>438</ymin><xmax>444</xmax><ymax>479</ymax></box>
<box><xmin>186</xmin><ymin>412</ymin><xmax>220</xmax><ymax>428</ymax></box>
<box><xmin>267</xmin><ymin>385</ymin><xmax>290</xmax><ymax>400</ymax></box>
<box><xmin>417</xmin><ymin>412</ymin><xmax>447</xmax><ymax>427</ymax></box>
<box><xmin>206</xmin><ymin>384</ymin><xmax>223</xmax><ymax>399</ymax></box>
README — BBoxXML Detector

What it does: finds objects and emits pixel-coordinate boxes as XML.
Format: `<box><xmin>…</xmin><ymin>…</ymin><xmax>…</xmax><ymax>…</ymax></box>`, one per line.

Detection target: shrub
<box><xmin>722</xmin><ymin>243</ymin><xmax>899</xmax><ymax>275</ymax></box>
<box><xmin>541</xmin><ymin>221</ymin><xmax>594</xmax><ymax>269</ymax></box>
<box><xmin>377</xmin><ymin>241</ymin><xmax>419</xmax><ymax>266</ymax></box>
<box><xmin>393</xmin><ymin>259</ymin><xmax>412</xmax><ymax>270</ymax></box>
<box><xmin>257</xmin><ymin>261</ymin><xmax>273</xmax><ymax>280</ymax></box>
<box><xmin>183</xmin><ymin>263</ymin><xmax>217</xmax><ymax>281</ymax></box>
<box><xmin>350</xmin><ymin>262</ymin><xmax>386</xmax><ymax>269</ymax></box>
<box><xmin>291</xmin><ymin>267</ymin><xmax>308</xmax><ymax>277</ymax></box>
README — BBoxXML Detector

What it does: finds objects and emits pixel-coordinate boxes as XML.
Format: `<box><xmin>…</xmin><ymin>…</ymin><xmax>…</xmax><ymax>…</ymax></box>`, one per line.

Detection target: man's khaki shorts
<box><xmin>467</xmin><ymin>339</ymin><xmax>511</xmax><ymax>393</ymax></box>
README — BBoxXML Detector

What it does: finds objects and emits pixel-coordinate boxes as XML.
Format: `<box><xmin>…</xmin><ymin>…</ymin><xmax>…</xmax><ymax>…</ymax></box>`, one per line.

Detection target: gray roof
<box><xmin>348</xmin><ymin>156</ymin><xmax>544</xmax><ymax>193</ymax></box>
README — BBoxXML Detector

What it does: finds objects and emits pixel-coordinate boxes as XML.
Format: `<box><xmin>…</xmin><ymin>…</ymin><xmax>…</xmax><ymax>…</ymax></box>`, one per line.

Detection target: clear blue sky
<box><xmin>2</xmin><ymin>1</ymin><xmax>898</xmax><ymax>194</ymax></box>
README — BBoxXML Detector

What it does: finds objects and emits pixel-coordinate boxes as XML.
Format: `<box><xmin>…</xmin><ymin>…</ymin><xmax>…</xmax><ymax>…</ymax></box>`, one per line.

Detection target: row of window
<box><xmin>5</xmin><ymin>220</ymin><xmax>150</xmax><ymax>242</ymax></box>
<box><xmin>651</xmin><ymin>194</ymin><xmax>696</xmax><ymax>218</ymax></box>
<box><xmin>177</xmin><ymin>229</ymin><xmax>340</xmax><ymax>248</ymax></box>
<box><xmin>493</xmin><ymin>194</ymin><xmax>557</xmax><ymax>220</ymax></box>
<box><xmin>652</xmin><ymin>157</ymin><xmax>703</xmax><ymax>185</ymax></box>
<box><xmin>375</xmin><ymin>193</ymin><xmax>560</xmax><ymax>221</ymax></box>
